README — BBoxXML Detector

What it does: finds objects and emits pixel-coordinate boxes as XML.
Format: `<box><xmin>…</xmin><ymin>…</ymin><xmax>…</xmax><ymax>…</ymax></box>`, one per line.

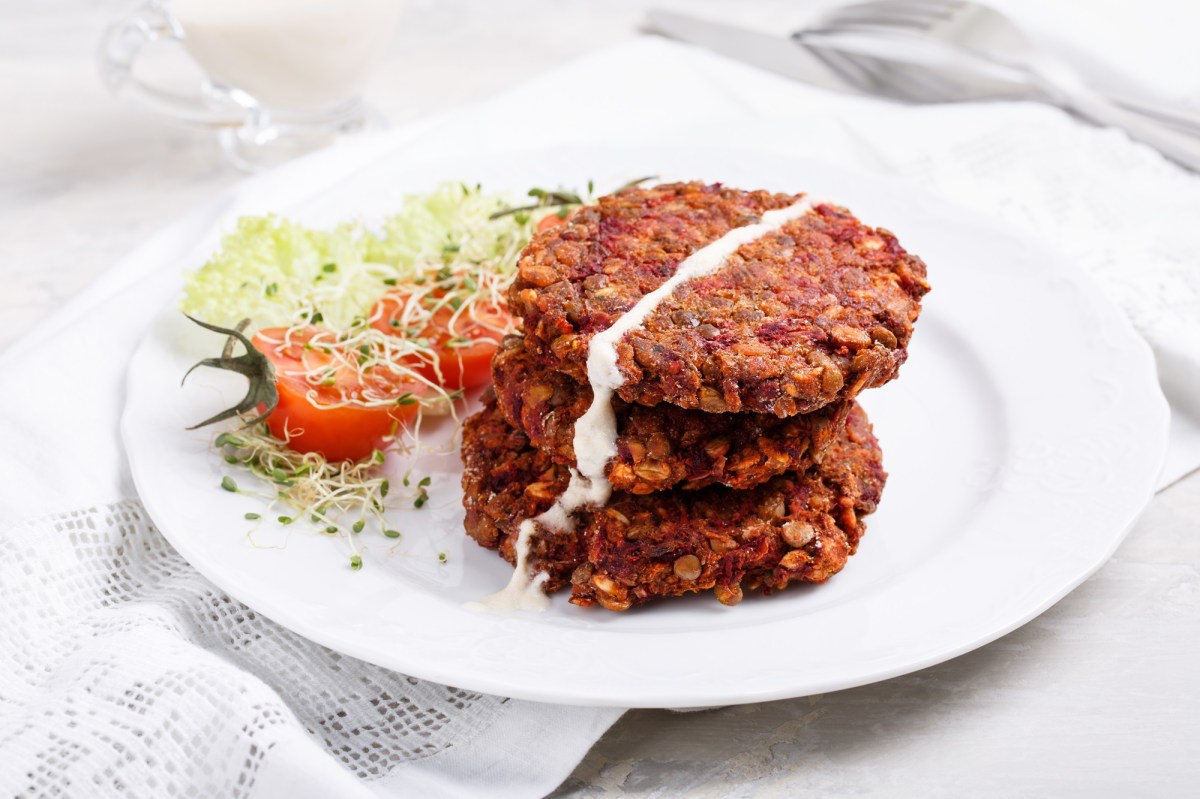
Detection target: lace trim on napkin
<box><xmin>0</xmin><ymin>501</ymin><xmax>508</xmax><ymax>796</ymax></box>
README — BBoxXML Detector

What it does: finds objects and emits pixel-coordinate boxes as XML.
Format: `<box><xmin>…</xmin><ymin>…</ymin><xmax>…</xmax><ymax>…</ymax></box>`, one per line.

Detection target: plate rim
<box><xmin>121</xmin><ymin>143</ymin><xmax>1170</xmax><ymax>707</ymax></box>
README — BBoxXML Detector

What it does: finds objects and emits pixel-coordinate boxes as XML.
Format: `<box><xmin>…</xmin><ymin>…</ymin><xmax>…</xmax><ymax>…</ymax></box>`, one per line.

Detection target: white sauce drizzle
<box><xmin>467</xmin><ymin>196</ymin><xmax>823</xmax><ymax>613</ymax></box>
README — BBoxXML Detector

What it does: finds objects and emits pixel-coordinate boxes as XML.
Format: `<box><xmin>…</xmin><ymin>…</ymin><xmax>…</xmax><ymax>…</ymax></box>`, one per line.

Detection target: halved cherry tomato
<box><xmin>536</xmin><ymin>211</ymin><xmax>573</xmax><ymax>232</ymax></box>
<box><xmin>369</xmin><ymin>293</ymin><xmax>513</xmax><ymax>390</ymax></box>
<box><xmin>252</xmin><ymin>326</ymin><xmax>424</xmax><ymax>462</ymax></box>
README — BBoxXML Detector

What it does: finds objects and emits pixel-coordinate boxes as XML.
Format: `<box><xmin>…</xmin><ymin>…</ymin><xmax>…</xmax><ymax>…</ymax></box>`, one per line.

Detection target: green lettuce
<box><xmin>180</xmin><ymin>183</ymin><xmax>535</xmax><ymax>331</ymax></box>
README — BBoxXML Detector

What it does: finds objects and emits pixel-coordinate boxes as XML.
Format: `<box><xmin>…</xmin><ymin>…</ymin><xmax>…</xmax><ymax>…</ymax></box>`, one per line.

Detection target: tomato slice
<box><xmin>370</xmin><ymin>292</ymin><xmax>513</xmax><ymax>390</ymax></box>
<box><xmin>536</xmin><ymin>212</ymin><xmax>571</xmax><ymax>232</ymax></box>
<box><xmin>252</xmin><ymin>327</ymin><xmax>423</xmax><ymax>462</ymax></box>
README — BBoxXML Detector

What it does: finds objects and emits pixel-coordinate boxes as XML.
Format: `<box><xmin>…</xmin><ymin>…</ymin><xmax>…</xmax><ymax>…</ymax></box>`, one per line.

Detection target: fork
<box><xmin>795</xmin><ymin>0</ymin><xmax>1200</xmax><ymax>170</ymax></box>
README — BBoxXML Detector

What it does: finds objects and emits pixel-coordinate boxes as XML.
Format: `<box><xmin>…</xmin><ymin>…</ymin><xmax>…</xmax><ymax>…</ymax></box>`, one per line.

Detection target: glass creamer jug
<box><xmin>100</xmin><ymin>0</ymin><xmax>404</xmax><ymax>170</ymax></box>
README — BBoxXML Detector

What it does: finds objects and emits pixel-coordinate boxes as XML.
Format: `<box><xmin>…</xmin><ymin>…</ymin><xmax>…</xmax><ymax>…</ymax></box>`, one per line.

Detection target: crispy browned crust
<box><xmin>491</xmin><ymin>333</ymin><xmax>850</xmax><ymax>494</ymax></box>
<box><xmin>509</xmin><ymin>182</ymin><xmax>929</xmax><ymax>417</ymax></box>
<box><xmin>460</xmin><ymin>388</ymin><xmax>586</xmax><ymax>593</ymax></box>
<box><xmin>461</xmin><ymin>392</ymin><xmax>886</xmax><ymax>610</ymax></box>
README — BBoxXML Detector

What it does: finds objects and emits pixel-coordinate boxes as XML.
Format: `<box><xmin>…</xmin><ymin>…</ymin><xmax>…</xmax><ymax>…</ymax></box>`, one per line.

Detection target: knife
<box><xmin>646</xmin><ymin>10</ymin><xmax>856</xmax><ymax>94</ymax></box>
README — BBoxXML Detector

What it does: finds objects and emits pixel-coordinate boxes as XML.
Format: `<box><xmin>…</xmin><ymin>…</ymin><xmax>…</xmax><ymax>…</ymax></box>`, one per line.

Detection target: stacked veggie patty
<box><xmin>461</xmin><ymin>182</ymin><xmax>930</xmax><ymax>610</ymax></box>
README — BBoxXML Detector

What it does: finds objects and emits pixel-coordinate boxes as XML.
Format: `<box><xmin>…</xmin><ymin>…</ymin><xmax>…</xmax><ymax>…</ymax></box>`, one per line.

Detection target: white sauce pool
<box><xmin>467</xmin><ymin>195</ymin><xmax>823</xmax><ymax>613</ymax></box>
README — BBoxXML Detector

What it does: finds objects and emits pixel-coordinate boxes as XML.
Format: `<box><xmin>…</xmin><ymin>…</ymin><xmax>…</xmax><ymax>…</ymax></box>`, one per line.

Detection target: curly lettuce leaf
<box><xmin>180</xmin><ymin>183</ymin><xmax>537</xmax><ymax>331</ymax></box>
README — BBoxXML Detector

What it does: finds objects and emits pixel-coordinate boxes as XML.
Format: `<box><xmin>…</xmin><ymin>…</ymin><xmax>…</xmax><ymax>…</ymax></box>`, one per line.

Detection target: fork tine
<box><xmin>811</xmin><ymin>45</ymin><xmax>965</xmax><ymax>103</ymax></box>
<box><xmin>803</xmin><ymin>37</ymin><xmax>1035</xmax><ymax>104</ymax></box>
<box><xmin>808</xmin><ymin>14</ymin><xmax>937</xmax><ymax>33</ymax></box>
<box><xmin>815</xmin><ymin>47</ymin><xmax>917</xmax><ymax>101</ymax></box>
<box><xmin>891</xmin><ymin>0</ymin><xmax>965</xmax><ymax>9</ymax></box>
<box><xmin>824</xmin><ymin>0</ymin><xmax>961</xmax><ymax>30</ymax></box>
<box><xmin>806</xmin><ymin>45</ymin><xmax>884</xmax><ymax>92</ymax></box>
<box><xmin>843</xmin><ymin>0</ymin><xmax>965</xmax><ymax>14</ymax></box>
<box><xmin>866</xmin><ymin>55</ymin><xmax>964</xmax><ymax>101</ymax></box>
<box><xmin>836</xmin><ymin>1</ymin><xmax>958</xmax><ymax>21</ymax></box>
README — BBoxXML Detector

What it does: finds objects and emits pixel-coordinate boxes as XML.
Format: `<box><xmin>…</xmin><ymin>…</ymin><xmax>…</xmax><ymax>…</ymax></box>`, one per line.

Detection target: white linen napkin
<box><xmin>3</xmin><ymin>35</ymin><xmax>1199</xmax><ymax>799</ymax></box>
<box><xmin>0</xmin><ymin>127</ymin><xmax>623</xmax><ymax>799</ymax></box>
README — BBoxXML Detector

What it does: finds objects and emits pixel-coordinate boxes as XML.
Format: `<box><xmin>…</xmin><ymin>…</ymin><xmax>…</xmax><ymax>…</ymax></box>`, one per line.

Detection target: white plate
<box><xmin>122</xmin><ymin>145</ymin><xmax>1168</xmax><ymax>708</ymax></box>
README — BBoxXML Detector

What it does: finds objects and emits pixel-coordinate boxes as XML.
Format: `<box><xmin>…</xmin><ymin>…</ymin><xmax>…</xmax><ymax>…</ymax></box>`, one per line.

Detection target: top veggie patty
<box><xmin>510</xmin><ymin>182</ymin><xmax>930</xmax><ymax>417</ymax></box>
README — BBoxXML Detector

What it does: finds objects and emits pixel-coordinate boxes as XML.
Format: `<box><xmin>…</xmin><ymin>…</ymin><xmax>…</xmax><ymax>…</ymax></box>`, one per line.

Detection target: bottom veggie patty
<box><xmin>461</xmin><ymin>391</ymin><xmax>886</xmax><ymax>610</ymax></box>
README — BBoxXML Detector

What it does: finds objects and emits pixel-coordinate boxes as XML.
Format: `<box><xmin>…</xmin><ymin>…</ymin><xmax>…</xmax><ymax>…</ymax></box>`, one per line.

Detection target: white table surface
<box><xmin>3</xmin><ymin>1</ymin><xmax>1198</xmax><ymax>796</ymax></box>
